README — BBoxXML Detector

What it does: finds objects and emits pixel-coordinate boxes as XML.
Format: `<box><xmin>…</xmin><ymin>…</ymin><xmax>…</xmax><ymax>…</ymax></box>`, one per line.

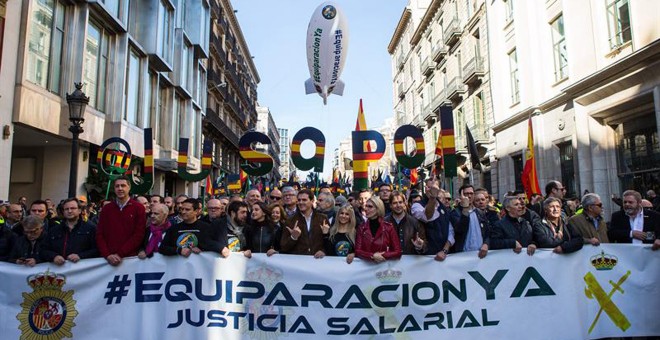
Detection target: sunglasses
<box><xmin>270</xmin><ymin>196</ymin><xmax>282</xmax><ymax>200</ymax></box>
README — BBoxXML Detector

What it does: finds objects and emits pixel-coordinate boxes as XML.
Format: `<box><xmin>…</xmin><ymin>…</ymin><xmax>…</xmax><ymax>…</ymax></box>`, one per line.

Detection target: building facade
<box><xmin>488</xmin><ymin>0</ymin><xmax>660</xmax><ymax>218</ymax></box>
<box><xmin>277</xmin><ymin>128</ymin><xmax>294</xmax><ymax>183</ymax></box>
<box><xmin>205</xmin><ymin>0</ymin><xmax>259</xmax><ymax>184</ymax></box>
<box><xmin>256</xmin><ymin>105</ymin><xmax>281</xmax><ymax>185</ymax></box>
<box><xmin>389</xmin><ymin>0</ymin><xmax>497</xmax><ymax>194</ymax></box>
<box><xmin>4</xmin><ymin>0</ymin><xmax>212</xmax><ymax>201</ymax></box>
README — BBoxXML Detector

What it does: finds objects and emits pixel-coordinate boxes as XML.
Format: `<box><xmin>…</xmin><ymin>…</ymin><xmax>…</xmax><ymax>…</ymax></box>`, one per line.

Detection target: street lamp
<box><xmin>66</xmin><ymin>83</ymin><xmax>89</xmax><ymax>198</ymax></box>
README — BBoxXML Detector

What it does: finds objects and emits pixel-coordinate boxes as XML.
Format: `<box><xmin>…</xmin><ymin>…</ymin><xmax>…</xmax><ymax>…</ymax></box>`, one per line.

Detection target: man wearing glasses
<box><xmin>281</xmin><ymin>186</ymin><xmax>298</xmax><ymax>217</ymax></box>
<box><xmin>10</xmin><ymin>215</ymin><xmax>47</xmax><ymax>266</ymax></box>
<box><xmin>267</xmin><ymin>189</ymin><xmax>283</xmax><ymax>205</ymax></box>
<box><xmin>568</xmin><ymin>193</ymin><xmax>609</xmax><ymax>246</ymax></box>
<box><xmin>42</xmin><ymin>198</ymin><xmax>98</xmax><ymax>265</ymax></box>
<box><xmin>530</xmin><ymin>180</ymin><xmax>571</xmax><ymax>217</ymax></box>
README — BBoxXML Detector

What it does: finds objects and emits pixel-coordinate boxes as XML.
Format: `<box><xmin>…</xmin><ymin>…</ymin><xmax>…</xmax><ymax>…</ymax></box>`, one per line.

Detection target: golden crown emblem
<box><xmin>590</xmin><ymin>251</ymin><xmax>618</xmax><ymax>271</ymax></box>
<box><xmin>27</xmin><ymin>270</ymin><xmax>66</xmax><ymax>290</ymax></box>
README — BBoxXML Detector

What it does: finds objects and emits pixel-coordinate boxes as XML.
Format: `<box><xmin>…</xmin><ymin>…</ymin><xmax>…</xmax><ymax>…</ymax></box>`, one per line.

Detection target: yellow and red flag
<box><xmin>355</xmin><ymin>99</ymin><xmax>372</xmax><ymax>152</ymax></box>
<box><xmin>204</xmin><ymin>174</ymin><xmax>213</xmax><ymax>197</ymax></box>
<box><xmin>521</xmin><ymin>118</ymin><xmax>541</xmax><ymax>199</ymax></box>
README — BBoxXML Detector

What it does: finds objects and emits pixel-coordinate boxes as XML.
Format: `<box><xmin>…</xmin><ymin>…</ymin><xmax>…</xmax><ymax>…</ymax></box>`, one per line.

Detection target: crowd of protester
<box><xmin>0</xmin><ymin>176</ymin><xmax>659</xmax><ymax>268</ymax></box>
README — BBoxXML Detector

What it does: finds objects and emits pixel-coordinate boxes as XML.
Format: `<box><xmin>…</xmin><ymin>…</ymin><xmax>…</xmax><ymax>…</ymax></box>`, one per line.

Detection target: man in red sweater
<box><xmin>96</xmin><ymin>176</ymin><xmax>146</xmax><ymax>266</ymax></box>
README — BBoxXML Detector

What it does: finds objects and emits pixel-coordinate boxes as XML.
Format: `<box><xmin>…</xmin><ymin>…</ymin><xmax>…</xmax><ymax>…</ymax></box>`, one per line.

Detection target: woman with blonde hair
<box><xmin>355</xmin><ymin>196</ymin><xmax>402</xmax><ymax>262</ymax></box>
<box><xmin>323</xmin><ymin>204</ymin><xmax>357</xmax><ymax>263</ymax></box>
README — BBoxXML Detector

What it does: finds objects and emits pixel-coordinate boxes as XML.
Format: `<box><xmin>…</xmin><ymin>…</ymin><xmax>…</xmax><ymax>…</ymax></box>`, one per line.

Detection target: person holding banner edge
<box><xmin>355</xmin><ymin>196</ymin><xmax>402</xmax><ymax>262</ymax></box>
<box><xmin>491</xmin><ymin>196</ymin><xmax>537</xmax><ymax>255</ymax></box>
<box><xmin>411</xmin><ymin>178</ymin><xmax>455</xmax><ymax>261</ymax></box>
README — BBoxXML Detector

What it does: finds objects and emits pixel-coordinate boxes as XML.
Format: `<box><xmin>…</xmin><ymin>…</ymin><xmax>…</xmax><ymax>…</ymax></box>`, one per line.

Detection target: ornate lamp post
<box><xmin>66</xmin><ymin>83</ymin><xmax>89</xmax><ymax>198</ymax></box>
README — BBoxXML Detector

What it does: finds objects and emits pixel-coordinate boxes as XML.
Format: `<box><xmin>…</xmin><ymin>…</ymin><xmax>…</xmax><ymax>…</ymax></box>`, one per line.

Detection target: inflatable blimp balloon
<box><xmin>305</xmin><ymin>2</ymin><xmax>349</xmax><ymax>105</ymax></box>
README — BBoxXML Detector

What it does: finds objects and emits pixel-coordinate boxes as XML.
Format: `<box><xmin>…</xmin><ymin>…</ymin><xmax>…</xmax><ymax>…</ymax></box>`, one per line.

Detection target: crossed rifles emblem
<box><xmin>583</xmin><ymin>270</ymin><xmax>631</xmax><ymax>334</ymax></box>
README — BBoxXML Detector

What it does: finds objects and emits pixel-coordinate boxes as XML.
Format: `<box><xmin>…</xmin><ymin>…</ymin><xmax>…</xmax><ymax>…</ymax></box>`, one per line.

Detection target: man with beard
<box><xmin>384</xmin><ymin>191</ymin><xmax>426</xmax><ymax>254</ymax></box>
<box><xmin>609</xmin><ymin>190</ymin><xmax>660</xmax><ymax>246</ymax></box>
<box><xmin>42</xmin><ymin>198</ymin><xmax>98</xmax><ymax>264</ymax></box>
<box><xmin>159</xmin><ymin>199</ymin><xmax>223</xmax><ymax>257</ymax></box>
<box><xmin>138</xmin><ymin>203</ymin><xmax>171</xmax><ymax>259</ymax></box>
<box><xmin>280</xmin><ymin>189</ymin><xmax>329</xmax><ymax>257</ymax></box>
<box><xmin>224</xmin><ymin>201</ymin><xmax>249</xmax><ymax>255</ymax></box>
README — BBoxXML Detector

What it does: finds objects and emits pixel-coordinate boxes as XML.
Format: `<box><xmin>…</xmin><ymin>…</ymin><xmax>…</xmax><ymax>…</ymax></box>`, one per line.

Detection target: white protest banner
<box><xmin>0</xmin><ymin>244</ymin><xmax>658</xmax><ymax>339</ymax></box>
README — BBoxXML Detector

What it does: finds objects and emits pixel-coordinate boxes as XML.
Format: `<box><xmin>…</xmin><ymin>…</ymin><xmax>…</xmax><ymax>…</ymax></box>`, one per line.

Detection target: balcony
<box><xmin>447</xmin><ymin>76</ymin><xmax>467</xmax><ymax>102</ymax></box>
<box><xmin>462</xmin><ymin>56</ymin><xmax>485</xmax><ymax>86</ymax></box>
<box><xmin>412</xmin><ymin>114</ymin><xmax>424</xmax><ymax>130</ymax></box>
<box><xmin>397</xmin><ymin>54</ymin><xmax>405</xmax><ymax>70</ymax></box>
<box><xmin>397</xmin><ymin>83</ymin><xmax>405</xmax><ymax>98</ymax></box>
<box><xmin>432</xmin><ymin>43</ymin><xmax>448</xmax><ymax>63</ymax></box>
<box><xmin>421</xmin><ymin>57</ymin><xmax>434</xmax><ymax>77</ymax></box>
<box><xmin>443</xmin><ymin>17</ymin><xmax>462</xmax><ymax>48</ymax></box>
<box><xmin>204</xmin><ymin>107</ymin><xmax>239</xmax><ymax>148</ymax></box>
<box><xmin>472</xmin><ymin>123</ymin><xmax>490</xmax><ymax>144</ymax></box>
<box><xmin>431</xmin><ymin>89</ymin><xmax>451</xmax><ymax>112</ymax></box>
<box><xmin>455</xmin><ymin>133</ymin><xmax>467</xmax><ymax>154</ymax></box>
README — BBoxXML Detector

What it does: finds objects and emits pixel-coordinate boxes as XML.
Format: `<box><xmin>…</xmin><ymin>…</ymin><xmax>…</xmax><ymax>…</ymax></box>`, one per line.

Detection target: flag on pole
<box><xmin>434</xmin><ymin>128</ymin><xmax>444</xmax><ymax>168</ymax></box>
<box><xmin>355</xmin><ymin>98</ymin><xmax>372</xmax><ymax>152</ymax></box>
<box><xmin>227</xmin><ymin>174</ymin><xmax>241</xmax><ymax>191</ymax></box>
<box><xmin>521</xmin><ymin>117</ymin><xmax>542</xmax><ymax>199</ymax></box>
<box><xmin>410</xmin><ymin>168</ymin><xmax>418</xmax><ymax>186</ymax></box>
<box><xmin>439</xmin><ymin>106</ymin><xmax>457</xmax><ymax>177</ymax></box>
<box><xmin>204</xmin><ymin>174</ymin><xmax>213</xmax><ymax>197</ymax></box>
<box><xmin>465</xmin><ymin>124</ymin><xmax>482</xmax><ymax>171</ymax></box>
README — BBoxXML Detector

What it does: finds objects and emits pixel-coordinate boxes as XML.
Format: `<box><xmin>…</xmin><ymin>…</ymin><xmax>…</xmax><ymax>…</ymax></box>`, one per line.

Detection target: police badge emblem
<box><xmin>16</xmin><ymin>270</ymin><xmax>78</xmax><ymax>339</ymax></box>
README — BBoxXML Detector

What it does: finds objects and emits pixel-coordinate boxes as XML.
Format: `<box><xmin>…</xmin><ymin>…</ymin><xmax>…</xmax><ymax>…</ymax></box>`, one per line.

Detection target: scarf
<box><xmin>145</xmin><ymin>220</ymin><xmax>171</xmax><ymax>256</ymax></box>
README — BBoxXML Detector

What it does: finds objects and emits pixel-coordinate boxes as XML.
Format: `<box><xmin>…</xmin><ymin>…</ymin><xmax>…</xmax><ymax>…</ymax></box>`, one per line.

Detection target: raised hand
<box><xmin>412</xmin><ymin>232</ymin><xmax>424</xmax><ymax>249</ymax></box>
<box><xmin>286</xmin><ymin>221</ymin><xmax>302</xmax><ymax>240</ymax></box>
<box><xmin>321</xmin><ymin>220</ymin><xmax>330</xmax><ymax>234</ymax></box>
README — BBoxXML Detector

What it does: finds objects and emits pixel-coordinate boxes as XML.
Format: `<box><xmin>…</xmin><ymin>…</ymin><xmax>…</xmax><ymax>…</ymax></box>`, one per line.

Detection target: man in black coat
<box><xmin>609</xmin><ymin>190</ymin><xmax>660</xmax><ymax>245</ymax></box>
<box><xmin>42</xmin><ymin>198</ymin><xmax>98</xmax><ymax>265</ymax></box>
<box><xmin>491</xmin><ymin>196</ymin><xmax>537</xmax><ymax>255</ymax></box>
<box><xmin>10</xmin><ymin>215</ymin><xmax>47</xmax><ymax>266</ymax></box>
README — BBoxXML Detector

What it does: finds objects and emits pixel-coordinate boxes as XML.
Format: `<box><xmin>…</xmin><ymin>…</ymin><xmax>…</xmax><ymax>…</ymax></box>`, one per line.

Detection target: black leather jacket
<box><xmin>245</xmin><ymin>220</ymin><xmax>281</xmax><ymax>253</ymax></box>
<box><xmin>490</xmin><ymin>215</ymin><xmax>535</xmax><ymax>250</ymax></box>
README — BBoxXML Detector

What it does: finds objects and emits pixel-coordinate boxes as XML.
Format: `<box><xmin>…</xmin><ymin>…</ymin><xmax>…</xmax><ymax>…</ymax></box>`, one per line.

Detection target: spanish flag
<box><xmin>355</xmin><ymin>99</ymin><xmax>372</xmax><ymax>152</ymax></box>
<box><xmin>521</xmin><ymin>118</ymin><xmax>541</xmax><ymax>199</ymax></box>
<box><xmin>204</xmin><ymin>174</ymin><xmax>213</xmax><ymax>197</ymax></box>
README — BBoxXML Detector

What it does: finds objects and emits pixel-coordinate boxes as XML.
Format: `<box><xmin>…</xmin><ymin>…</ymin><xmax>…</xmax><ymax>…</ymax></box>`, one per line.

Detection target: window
<box><xmin>157</xmin><ymin>0</ymin><xmax>173</xmax><ymax>64</ymax></box>
<box><xmin>181</xmin><ymin>41</ymin><xmax>190</xmax><ymax>89</ymax></box>
<box><xmin>551</xmin><ymin>15</ymin><xmax>568</xmax><ymax>81</ymax></box>
<box><xmin>173</xmin><ymin>95</ymin><xmax>182</xmax><ymax>148</ymax></box>
<box><xmin>558</xmin><ymin>141</ymin><xmax>576</xmax><ymax>198</ymax></box>
<box><xmin>606</xmin><ymin>0</ymin><xmax>631</xmax><ymax>49</ymax></box>
<box><xmin>158</xmin><ymin>85</ymin><xmax>168</xmax><ymax>146</ymax></box>
<box><xmin>192</xmin><ymin>110</ymin><xmax>201</xmax><ymax>158</ymax></box>
<box><xmin>508</xmin><ymin>49</ymin><xmax>520</xmax><ymax>104</ymax></box>
<box><xmin>26</xmin><ymin>0</ymin><xmax>65</xmax><ymax>93</ymax></box>
<box><xmin>512</xmin><ymin>154</ymin><xmax>524</xmax><ymax>191</ymax></box>
<box><xmin>83</xmin><ymin>21</ymin><xmax>111</xmax><ymax>112</ymax></box>
<box><xmin>504</xmin><ymin>0</ymin><xmax>514</xmax><ymax>23</ymax></box>
<box><xmin>124</xmin><ymin>48</ymin><xmax>140</xmax><ymax>125</ymax></box>
<box><xmin>101</xmin><ymin>0</ymin><xmax>120</xmax><ymax>18</ymax></box>
<box><xmin>144</xmin><ymin>71</ymin><xmax>157</xmax><ymax>130</ymax></box>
